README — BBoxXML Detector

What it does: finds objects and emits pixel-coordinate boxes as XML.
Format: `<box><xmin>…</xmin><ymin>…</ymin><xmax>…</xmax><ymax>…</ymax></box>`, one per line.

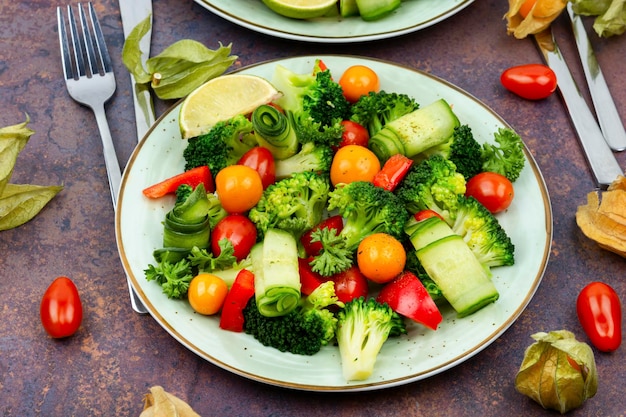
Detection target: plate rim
<box><xmin>116</xmin><ymin>54</ymin><xmax>553</xmax><ymax>392</ymax></box>
<box><xmin>193</xmin><ymin>0</ymin><xmax>477</xmax><ymax>43</ymax></box>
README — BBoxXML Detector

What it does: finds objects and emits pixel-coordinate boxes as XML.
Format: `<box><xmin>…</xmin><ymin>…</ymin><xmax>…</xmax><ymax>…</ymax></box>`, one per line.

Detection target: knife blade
<box><xmin>566</xmin><ymin>3</ymin><xmax>626</xmax><ymax>152</ymax></box>
<box><xmin>119</xmin><ymin>0</ymin><xmax>155</xmax><ymax>141</ymax></box>
<box><xmin>119</xmin><ymin>0</ymin><xmax>154</xmax><ymax>314</ymax></box>
<box><xmin>534</xmin><ymin>29</ymin><xmax>623</xmax><ymax>189</ymax></box>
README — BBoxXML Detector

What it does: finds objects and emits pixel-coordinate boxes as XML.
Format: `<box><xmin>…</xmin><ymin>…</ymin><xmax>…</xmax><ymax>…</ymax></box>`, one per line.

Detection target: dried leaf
<box><xmin>139</xmin><ymin>386</ymin><xmax>201</xmax><ymax>417</ymax></box>
<box><xmin>504</xmin><ymin>0</ymin><xmax>567</xmax><ymax>39</ymax></box>
<box><xmin>0</xmin><ymin>184</ymin><xmax>63</xmax><ymax>231</ymax></box>
<box><xmin>122</xmin><ymin>17</ymin><xmax>237</xmax><ymax>100</ymax></box>
<box><xmin>121</xmin><ymin>14</ymin><xmax>153</xmax><ymax>84</ymax></box>
<box><xmin>0</xmin><ymin>115</ymin><xmax>34</xmax><ymax>195</ymax></box>
<box><xmin>571</xmin><ymin>0</ymin><xmax>626</xmax><ymax>37</ymax></box>
<box><xmin>515</xmin><ymin>330</ymin><xmax>597</xmax><ymax>413</ymax></box>
<box><xmin>576</xmin><ymin>176</ymin><xmax>626</xmax><ymax>257</ymax></box>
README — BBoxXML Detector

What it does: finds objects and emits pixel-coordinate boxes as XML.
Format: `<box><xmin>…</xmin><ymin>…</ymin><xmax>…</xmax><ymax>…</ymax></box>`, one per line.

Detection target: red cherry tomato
<box><xmin>300</xmin><ymin>215</ymin><xmax>344</xmax><ymax>257</ymax></box>
<box><xmin>377</xmin><ymin>271</ymin><xmax>442</xmax><ymax>330</ymax></box>
<box><xmin>577</xmin><ymin>282</ymin><xmax>622</xmax><ymax>352</ymax></box>
<box><xmin>337</xmin><ymin>120</ymin><xmax>370</xmax><ymax>149</ymax></box>
<box><xmin>500</xmin><ymin>64</ymin><xmax>557</xmax><ymax>100</ymax></box>
<box><xmin>332</xmin><ymin>265</ymin><xmax>369</xmax><ymax>304</ymax></box>
<box><xmin>211</xmin><ymin>214</ymin><xmax>258</xmax><ymax>261</ymax></box>
<box><xmin>238</xmin><ymin>146</ymin><xmax>276</xmax><ymax>189</ymax></box>
<box><xmin>465</xmin><ymin>172</ymin><xmax>514</xmax><ymax>214</ymax></box>
<box><xmin>339</xmin><ymin>65</ymin><xmax>380</xmax><ymax>103</ymax></box>
<box><xmin>40</xmin><ymin>276</ymin><xmax>83</xmax><ymax>338</ymax></box>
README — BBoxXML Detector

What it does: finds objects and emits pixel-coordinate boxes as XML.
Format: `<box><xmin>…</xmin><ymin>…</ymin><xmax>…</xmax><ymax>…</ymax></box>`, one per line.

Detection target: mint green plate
<box><xmin>194</xmin><ymin>0</ymin><xmax>475</xmax><ymax>43</ymax></box>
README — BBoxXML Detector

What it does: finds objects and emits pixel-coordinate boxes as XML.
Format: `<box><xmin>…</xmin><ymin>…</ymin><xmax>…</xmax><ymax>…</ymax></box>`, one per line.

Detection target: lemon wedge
<box><xmin>179</xmin><ymin>74</ymin><xmax>281</xmax><ymax>139</ymax></box>
<box><xmin>262</xmin><ymin>0</ymin><xmax>337</xmax><ymax>19</ymax></box>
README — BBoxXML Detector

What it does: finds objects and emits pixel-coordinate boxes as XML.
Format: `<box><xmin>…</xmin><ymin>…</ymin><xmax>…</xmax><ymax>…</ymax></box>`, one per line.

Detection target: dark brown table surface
<box><xmin>1</xmin><ymin>1</ymin><xmax>625</xmax><ymax>415</ymax></box>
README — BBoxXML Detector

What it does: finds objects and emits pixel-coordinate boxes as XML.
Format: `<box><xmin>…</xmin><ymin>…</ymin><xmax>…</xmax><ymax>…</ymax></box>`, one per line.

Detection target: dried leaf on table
<box><xmin>139</xmin><ymin>386</ymin><xmax>201</xmax><ymax>417</ymax></box>
<box><xmin>0</xmin><ymin>116</ymin><xmax>63</xmax><ymax>231</ymax></box>
<box><xmin>576</xmin><ymin>175</ymin><xmax>626</xmax><ymax>257</ymax></box>
<box><xmin>571</xmin><ymin>0</ymin><xmax>626</xmax><ymax>37</ymax></box>
<box><xmin>122</xmin><ymin>16</ymin><xmax>238</xmax><ymax>100</ymax></box>
<box><xmin>504</xmin><ymin>0</ymin><xmax>568</xmax><ymax>38</ymax></box>
<box><xmin>515</xmin><ymin>330</ymin><xmax>598</xmax><ymax>414</ymax></box>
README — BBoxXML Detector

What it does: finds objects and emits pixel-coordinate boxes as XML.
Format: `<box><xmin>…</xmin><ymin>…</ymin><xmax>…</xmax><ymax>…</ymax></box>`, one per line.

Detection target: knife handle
<box><xmin>567</xmin><ymin>3</ymin><xmax>626</xmax><ymax>152</ymax></box>
<box><xmin>536</xmin><ymin>35</ymin><xmax>623</xmax><ymax>189</ymax></box>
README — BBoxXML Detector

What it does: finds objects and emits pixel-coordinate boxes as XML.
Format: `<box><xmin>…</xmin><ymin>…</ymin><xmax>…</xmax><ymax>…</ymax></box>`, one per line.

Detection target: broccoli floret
<box><xmin>310</xmin><ymin>181</ymin><xmax>410</xmax><ymax>276</ymax></box>
<box><xmin>274</xmin><ymin>142</ymin><xmax>334</xmax><ymax>180</ymax></box>
<box><xmin>481</xmin><ymin>128</ymin><xmax>526</xmax><ymax>182</ymax></box>
<box><xmin>183</xmin><ymin>114</ymin><xmax>257</xmax><ymax>175</ymax></box>
<box><xmin>451</xmin><ymin>195</ymin><xmax>515</xmax><ymax>268</ymax></box>
<box><xmin>419</xmin><ymin>124</ymin><xmax>483</xmax><ymax>179</ymax></box>
<box><xmin>248</xmin><ymin>171</ymin><xmax>330</xmax><ymax>240</ymax></box>
<box><xmin>175</xmin><ymin>184</ymin><xmax>193</xmax><ymax>203</ymax></box>
<box><xmin>242</xmin><ymin>281</ymin><xmax>344</xmax><ymax>355</ymax></box>
<box><xmin>350</xmin><ymin>90</ymin><xmax>419</xmax><ymax>137</ymax></box>
<box><xmin>394</xmin><ymin>154</ymin><xmax>466</xmax><ymax>224</ymax></box>
<box><xmin>272</xmin><ymin>64</ymin><xmax>351</xmax><ymax>147</ymax></box>
<box><xmin>336</xmin><ymin>297</ymin><xmax>407</xmax><ymax>381</ymax></box>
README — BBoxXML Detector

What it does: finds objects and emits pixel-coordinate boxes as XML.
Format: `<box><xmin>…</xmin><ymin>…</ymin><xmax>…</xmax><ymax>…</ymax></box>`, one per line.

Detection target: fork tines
<box><xmin>57</xmin><ymin>2</ymin><xmax>113</xmax><ymax>81</ymax></box>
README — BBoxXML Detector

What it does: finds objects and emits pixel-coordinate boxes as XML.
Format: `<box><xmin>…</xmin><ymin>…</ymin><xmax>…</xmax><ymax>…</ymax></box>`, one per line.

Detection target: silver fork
<box><xmin>57</xmin><ymin>3</ymin><xmax>148</xmax><ymax>314</ymax></box>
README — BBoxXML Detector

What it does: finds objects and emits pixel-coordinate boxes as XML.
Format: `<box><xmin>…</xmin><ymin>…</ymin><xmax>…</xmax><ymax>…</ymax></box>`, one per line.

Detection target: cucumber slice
<box><xmin>406</xmin><ymin>216</ymin><xmax>454</xmax><ymax>251</ymax></box>
<box><xmin>369</xmin><ymin>99</ymin><xmax>460</xmax><ymax>162</ymax></box>
<box><xmin>416</xmin><ymin>235</ymin><xmax>499</xmax><ymax>317</ymax></box>
<box><xmin>251</xmin><ymin>228</ymin><xmax>301</xmax><ymax>317</ymax></box>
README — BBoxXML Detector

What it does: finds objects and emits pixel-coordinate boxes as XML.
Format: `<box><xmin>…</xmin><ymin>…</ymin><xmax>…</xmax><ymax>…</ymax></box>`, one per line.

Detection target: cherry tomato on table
<box><xmin>577</xmin><ymin>281</ymin><xmax>622</xmax><ymax>352</ymax></box>
<box><xmin>465</xmin><ymin>172</ymin><xmax>514</xmax><ymax>214</ymax></box>
<box><xmin>339</xmin><ymin>65</ymin><xmax>380</xmax><ymax>103</ymax></box>
<box><xmin>330</xmin><ymin>144</ymin><xmax>381</xmax><ymax>186</ymax></box>
<box><xmin>337</xmin><ymin>120</ymin><xmax>370</xmax><ymax>149</ymax></box>
<box><xmin>211</xmin><ymin>214</ymin><xmax>257</xmax><ymax>261</ymax></box>
<box><xmin>237</xmin><ymin>146</ymin><xmax>276</xmax><ymax>189</ymax></box>
<box><xmin>357</xmin><ymin>233</ymin><xmax>406</xmax><ymax>284</ymax></box>
<box><xmin>500</xmin><ymin>63</ymin><xmax>557</xmax><ymax>100</ymax></box>
<box><xmin>40</xmin><ymin>276</ymin><xmax>83</xmax><ymax>338</ymax></box>
<box><xmin>188</xmin><ymin>273</ymin><xmax>229</xmax><ymax>316</ymax></box>
<box><xmin>215</xmin><ymin>165</ymin><xmax>264</xmax><ymax>213</ymax></box>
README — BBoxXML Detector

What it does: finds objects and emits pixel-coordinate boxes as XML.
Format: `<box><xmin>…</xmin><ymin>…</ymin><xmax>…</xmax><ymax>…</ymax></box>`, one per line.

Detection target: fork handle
<box><xmin>92</xmin><ymin>104</ymin><xmax>148</xmax><ymax>314</ymax></box>
<box><xmin>92</xmin><ymin>104</ymin><xmax>122</xmax><ymax>207</ymax></box>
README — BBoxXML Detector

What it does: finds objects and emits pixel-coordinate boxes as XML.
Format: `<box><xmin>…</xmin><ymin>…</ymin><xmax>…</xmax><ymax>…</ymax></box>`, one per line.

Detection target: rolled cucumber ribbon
<box><xmin>251</xmin><ymin>104</ymin><xmax>298</xmax><ymax>160</ymax></box>
<box><xmin>251</xmin><ymin>228</ymin><xmax>302</xmax><ymax>317</ymax></box>
<box><xmin>256</xmin><ymin>286</ymin><xmax>301</xmax><ymax>318</ymax></box>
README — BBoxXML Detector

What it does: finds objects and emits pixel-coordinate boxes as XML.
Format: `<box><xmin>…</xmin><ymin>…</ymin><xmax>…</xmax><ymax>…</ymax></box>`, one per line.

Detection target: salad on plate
<box><xmin>116</xmin><ymin>56</ymin><xmax>551</xmax><ymax>391</ymax></box>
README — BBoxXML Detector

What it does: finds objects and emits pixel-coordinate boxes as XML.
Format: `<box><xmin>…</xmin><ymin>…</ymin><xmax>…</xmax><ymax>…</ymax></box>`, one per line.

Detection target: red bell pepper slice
<box><xmin>300</xmin><ymin>215</ymin><xmax>344</xmax><ymax>257</ymax></box>
<box><xmin>298</xmin><ymin>257</ymin><xmax>331</xmax><ymax>296</ymax></box>
<box><xmin>376</xmin><ymin>270</ymin><xmax>442</xmax><ymax>330</ymax></box>
<box><xmin>372</xmin><ymin>153</ymin><xmax>413</xmax><ymax>191</ymax></box>
<box><xmin>142</xmin><ymin>165</ymin><xmax>214</xmax><ymax>198</ymax></box>
<box><xmin>219</xmin><ymin>269</ymin><xmax>255</xmax><ymax>332</ymax></box>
